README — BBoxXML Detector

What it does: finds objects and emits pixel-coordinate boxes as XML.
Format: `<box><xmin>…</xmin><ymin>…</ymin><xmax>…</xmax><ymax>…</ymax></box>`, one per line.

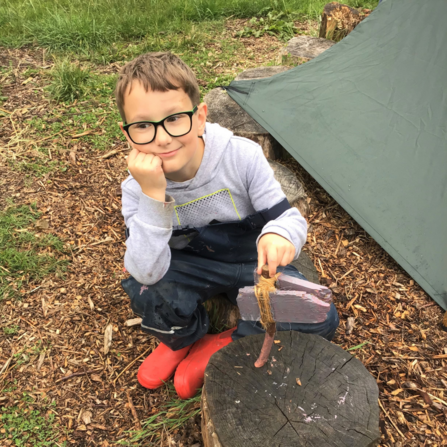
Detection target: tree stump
<box><xmin>204</xmin><ymin>66</ymin><xmax>291</xmax><ymax>161</ymax></box>
<box><xmin>202</xmin><ymin>331</ymin><xmax>380</xmax><ymax>447</ymax></box>
<box><xmin>319</xmin><ymin>2</ymin><xmax>372</xmax><ymax>42</ymax></box>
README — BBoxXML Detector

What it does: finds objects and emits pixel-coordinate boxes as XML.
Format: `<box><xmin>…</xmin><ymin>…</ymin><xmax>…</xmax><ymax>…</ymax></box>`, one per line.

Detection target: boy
<box><xmin>116</xmin><ymin>52</ymin><xmax>339</xmax><ymax>399</ymax></box>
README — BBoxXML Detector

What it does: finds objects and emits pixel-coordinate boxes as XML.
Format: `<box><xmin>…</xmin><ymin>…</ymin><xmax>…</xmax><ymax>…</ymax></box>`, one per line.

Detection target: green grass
<box><xmin>120</xmin><ymin>385</ymin><xmax>202</xmax><ymax>445</ymax></box>
<box><xmin>0</xmin><ymin>393</ymin><xmax>68</xmax><ymax>447</ymax></box>
<box><xmin>3</xmin><ymin>325</ymin><xmax>19</xmax><ymax>336</ymax></box>
<box><xmin>0</xmin><ymin>201</ymin><xmax>69</xmax><ymax>300</ymax></box>
<box><xmin>48</xmin><ymin>59</ymin><xmax>90</xmax><ymax>102</ymax></box>
<box><xmin>0</xmin><ymin>0</ymin><xmax>379</xmax><ymax>52</ymax></box>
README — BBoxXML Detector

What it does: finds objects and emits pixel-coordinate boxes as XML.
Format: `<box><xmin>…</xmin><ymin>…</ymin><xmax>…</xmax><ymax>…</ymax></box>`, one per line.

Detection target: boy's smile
<box><xmin>120</xmin><ymin>81</ymin><xmax>207</xmax><ymax>182</ymax></box>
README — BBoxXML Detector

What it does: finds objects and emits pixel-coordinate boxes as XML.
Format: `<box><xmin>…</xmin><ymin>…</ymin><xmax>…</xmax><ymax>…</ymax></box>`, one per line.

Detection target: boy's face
<box><xmin>119</xmin><ymin>80</ymin><xmax>207</xmax><ymax>182</ymax></box>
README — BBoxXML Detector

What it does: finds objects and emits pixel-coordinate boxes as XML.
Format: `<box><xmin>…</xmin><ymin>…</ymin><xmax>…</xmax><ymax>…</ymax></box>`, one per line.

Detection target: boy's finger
<box><xmin>152</xmin><ymin>155</ymin><xmax>163</xmax><ymax>168</ymax></box>
<box><xmin>127</xmin><ymin>148</ymin><xmax>139</xmax><ymax>164</ymax></box>
<box><xmin>267</xmin><ymin>250</ymin><xmax>278</xmax><ymax>277</ymax></box>
<box><xmin>257</xmin><ymin>247</ymin><xmax>266</xmax><ymax>275</ymax></box>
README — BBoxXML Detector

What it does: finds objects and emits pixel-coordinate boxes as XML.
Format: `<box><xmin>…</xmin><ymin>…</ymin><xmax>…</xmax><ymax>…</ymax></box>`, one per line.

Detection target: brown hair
<box><xmin>115</xmin><ymin>52</ymin><xmax>200</xmax><ymax>122</ymax></box>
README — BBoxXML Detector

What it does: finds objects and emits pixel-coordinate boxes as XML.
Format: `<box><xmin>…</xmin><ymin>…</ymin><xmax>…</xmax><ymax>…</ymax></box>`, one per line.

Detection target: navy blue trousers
<box><xmin>122</xmin><ymin>249</ymin><xmax>339</xmax><ymax>351</ymax></box>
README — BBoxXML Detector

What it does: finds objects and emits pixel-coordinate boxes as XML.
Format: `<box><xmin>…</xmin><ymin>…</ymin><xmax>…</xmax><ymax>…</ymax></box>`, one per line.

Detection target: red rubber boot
<box><xmin>174</xmin><ymin>327</ymin><xmax>236</xmax><ymax>399</ymax></box>
<box><xmin>137</xmin><ymin>343</ymin><xmax>192</xmax><ymax>389</ymax></box>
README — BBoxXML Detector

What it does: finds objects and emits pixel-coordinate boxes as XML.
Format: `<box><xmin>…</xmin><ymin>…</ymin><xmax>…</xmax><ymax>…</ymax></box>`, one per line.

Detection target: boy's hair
<box><xmin>115</xmin><ymin>52</ymin><xmax>200</xmax><ymax>122</ymax></box>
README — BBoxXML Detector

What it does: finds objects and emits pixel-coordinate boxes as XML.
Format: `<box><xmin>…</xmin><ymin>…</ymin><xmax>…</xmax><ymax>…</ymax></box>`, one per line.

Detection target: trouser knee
<box><xmin>121</xmin><ymin>276</ymin><xmax>209</xmax><ymax>351</ymax></box>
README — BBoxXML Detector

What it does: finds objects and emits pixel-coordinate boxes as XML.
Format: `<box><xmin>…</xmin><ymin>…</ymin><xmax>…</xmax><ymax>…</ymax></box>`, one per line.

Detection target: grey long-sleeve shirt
<box><xmin>121</xmin><ymin>122</ymin><xmax>307</xmax><ymax>285</ymax></box>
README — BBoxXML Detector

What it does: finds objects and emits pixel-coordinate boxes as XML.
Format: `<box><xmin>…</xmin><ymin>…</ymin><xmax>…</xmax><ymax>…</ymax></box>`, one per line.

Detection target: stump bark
<box><xmin>319</xmin><ymin>2</ymin><xmax>372</xmax><ymax>41</ymax></box>
<box><xmin>202</xmin><ymin>331</ymin><xmax>380</xmax><ymax>447</ymax></box>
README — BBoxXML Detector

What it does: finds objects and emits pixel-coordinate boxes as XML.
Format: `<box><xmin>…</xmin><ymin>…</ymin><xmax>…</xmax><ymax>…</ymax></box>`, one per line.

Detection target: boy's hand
<box><xmin>127</xmin><ymin>148</ymin><xmax>167</xmax><ymax>202</ymax></box>
<box><xmin>257</xmin><ymin>233</ymin><xmax>295</xmax><ymax>277</ymax></box>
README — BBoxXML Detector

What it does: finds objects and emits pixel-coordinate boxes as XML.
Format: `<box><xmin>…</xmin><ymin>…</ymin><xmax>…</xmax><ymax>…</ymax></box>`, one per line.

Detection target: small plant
<box><xmin>236</xmin><ymin>7</ymin><xmax>300</xmax><ymax>41</ymax></box>
<box><xmin>3</xmin><ymin>325</ymin><xmax>19</xmax><ymax>336</ymax></box>
<box><xmin>122</xmin><ymin>385</ymin><xmax>201</xmax><ymax>445</ymax></box>
<box><xmin>0</xmin><ymin>201</ymin><xmax>69</xmax><ymax>300</ymax></box>
<box><xmin>0</xmin><ymin>393</ymin><xmax>68</xmax><ymax>446</ymax></box>
<box><xmin>48</xmin><ymin>59</ymin><xmax>90</xmax><ymax>103</ymax></box>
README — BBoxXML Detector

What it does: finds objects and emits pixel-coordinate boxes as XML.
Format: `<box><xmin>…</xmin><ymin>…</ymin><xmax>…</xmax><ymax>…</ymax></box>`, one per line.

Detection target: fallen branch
<box><xmin>126</xmin><ymin>391</ymin><xmax>142</xmax><ymax>430</ymax></box>
<box><xmin>55</xmin><ymin>368</ymin><xmax>103</xmax><ymax>384</ymax></box>
<box><xmin>378</xmin><ymin>398</ymin><xmax>404</xmax><ymax>439</ymax></box>
<box><xmin>97</xmin><ymin>147</ymin><xmax>131</xmax><ymax>159</ymax></box>
<box><xmin>113</xmin><ymin>346</ymin><xmax>152</xmax><ymax>384</ymax></box>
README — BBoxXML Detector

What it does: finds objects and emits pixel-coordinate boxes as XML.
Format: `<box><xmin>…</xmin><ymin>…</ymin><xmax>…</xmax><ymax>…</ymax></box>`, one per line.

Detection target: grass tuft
<box><xmin>48</xmin><ymin>59</ymin><xmax>90</xmax><ymax>103</ymax></box>
<box><xmin>0</xmin><ymin>201</ymin><xmax>69</xmax><ymax>300</ymax></box>
<box><xmin>121</xmin><ymin>385</ymin><xmax>202</xmax><ymax>445</ymax></box>
<box><xmin>0</xmin><ymin>393</ymin><xmax>69</xmax><ymax>446</ymax></box>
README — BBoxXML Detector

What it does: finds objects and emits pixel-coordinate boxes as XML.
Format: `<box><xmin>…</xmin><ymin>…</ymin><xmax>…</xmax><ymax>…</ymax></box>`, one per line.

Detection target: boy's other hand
<box><xmin>127</xmin><ymin>148</ymin><xmax>167</xmax><ymax>202</ymax></box>
<box><xmin>257</xmin><ymin>233</ymin><xmax>295</xmax><ymax>277</ymax></box>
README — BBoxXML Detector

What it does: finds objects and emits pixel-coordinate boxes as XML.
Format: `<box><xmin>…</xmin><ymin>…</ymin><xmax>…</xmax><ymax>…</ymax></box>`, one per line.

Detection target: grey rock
<box><xmin>268</xmin><ymin>160</ymin><xmax>307</xmax><ymax>215</ymax></box>
<box><xmin>235</xmin><ymin>65</ymin><xmax>291</xmax><ymax>81</ymax></box>
<box><xmin>204</xmin><ymin>66</ymin><xmax>292</xmax><ymax>160</ymax></box>
<box><xmin>286</xmin><ymin>35</ymin><xmax>335</xmax><ymax>60</ymax></box>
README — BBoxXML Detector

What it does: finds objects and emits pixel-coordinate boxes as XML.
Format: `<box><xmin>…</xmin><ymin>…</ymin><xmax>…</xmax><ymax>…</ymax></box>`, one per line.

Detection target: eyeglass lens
<box><xmin>128</xmin><ymin>113</ymin><xmax>192</xmax><ymax>144</ymax></box>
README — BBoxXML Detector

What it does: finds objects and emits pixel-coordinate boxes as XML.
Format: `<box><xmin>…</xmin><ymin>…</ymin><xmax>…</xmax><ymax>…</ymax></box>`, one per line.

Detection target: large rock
<box><xmin>283</xmin><ymin>35</ymin><xmax>336</xmax><ymax>61</ymax></box>
<box><xmin>234</xmin><ymin>66</ymin><xmax>291</xmax><ymax>81</ymax></box>
<box><xmin>268</xmin><ymin>160</ymin><xmax>307</xmax><ymax>216</ymax></box>
<box><xmin>204</xmin><ymin>66</ymin><xmax>292</xmax><ymax>160</ymax></box>
<box><xmin>204</xmin><ymin>66</ymin><xmax>308</xmax><ymax>216</ymax></box>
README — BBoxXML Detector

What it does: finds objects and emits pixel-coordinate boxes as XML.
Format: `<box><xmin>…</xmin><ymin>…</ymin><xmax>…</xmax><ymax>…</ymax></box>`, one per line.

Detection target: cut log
<box><xmin>319</xmin><ymin>2</ymin><xmax>372</xmax><ymax>41</ymax></box>
<box><xmin>202</xmin><ymin>331</ymin><xmax>380</xmax><ymax>447</ymax></box>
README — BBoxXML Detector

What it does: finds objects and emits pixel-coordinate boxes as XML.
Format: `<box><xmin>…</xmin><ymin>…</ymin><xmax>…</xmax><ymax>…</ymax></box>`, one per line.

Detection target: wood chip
<box><xmin>36</xmin><ymin>351</ymin><xmax>45</xmax><ymax>370</ymax></box>
<box><xmin>103</xmin><ymin>323</ymin><xmax>113</xmax><ymax>355</ymax></box>
<box><xmin>345</xmin><ymin>317</ymin><xmax>355</xmax><ymax>335</ymax></box>
<box><xmin>81</xmin><ymin>410</ymin><xmax>92</xmax><ymax>425</ymax></box>
<box><xmin>124</xmin><ymin>317</ymin><xmax>143</xmax><ymax>327</ymax></box>
<box><xmin>87</xmin><ymin>296</ymin><xmax>95</xmax><ymax>310</ymax></box>
<box><xmin>69</xmin><ymin>151</ymin><xmax>77</xmax><ymax>165</ymax></box>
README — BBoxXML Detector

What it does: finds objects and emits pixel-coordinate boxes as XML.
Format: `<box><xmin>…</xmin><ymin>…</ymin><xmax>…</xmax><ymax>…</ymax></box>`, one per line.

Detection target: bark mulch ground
<box><xmin>1</xmin><ymin>36</ymin><xmax>446</xmax><ymax>447</ymax></box>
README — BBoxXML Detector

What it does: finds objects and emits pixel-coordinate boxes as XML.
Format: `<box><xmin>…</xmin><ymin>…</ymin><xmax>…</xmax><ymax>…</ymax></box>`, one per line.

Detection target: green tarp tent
<box><xmin>226</xmin><ymin>0</ymin><xmax>447</xmax><ymax>309</ymax></box>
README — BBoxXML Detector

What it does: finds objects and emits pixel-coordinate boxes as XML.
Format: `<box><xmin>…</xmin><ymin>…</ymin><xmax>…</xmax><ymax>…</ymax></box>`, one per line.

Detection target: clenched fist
<box><xmin>127</xmin><ymin>148</ymin><xmax>167</xmax><ymax>202</ymax></box>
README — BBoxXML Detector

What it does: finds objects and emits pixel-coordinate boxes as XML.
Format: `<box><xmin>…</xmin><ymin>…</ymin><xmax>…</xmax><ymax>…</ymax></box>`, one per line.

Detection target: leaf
<box><xmin>409</xmin><ymin>346</ymin><xmax>419</xmax><ymax>351</ymax></box>
<box><xmin>347</xmin><ymin>341</ymin><xmax>370</xmax><ymax>351</ymax></box>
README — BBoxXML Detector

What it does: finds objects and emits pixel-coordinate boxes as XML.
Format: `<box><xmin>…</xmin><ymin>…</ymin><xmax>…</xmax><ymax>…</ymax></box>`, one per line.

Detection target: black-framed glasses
<box><xmin>123</xmin><ymin>105</ymin><xmax>198</xmax><ymax>145</ymax></box>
